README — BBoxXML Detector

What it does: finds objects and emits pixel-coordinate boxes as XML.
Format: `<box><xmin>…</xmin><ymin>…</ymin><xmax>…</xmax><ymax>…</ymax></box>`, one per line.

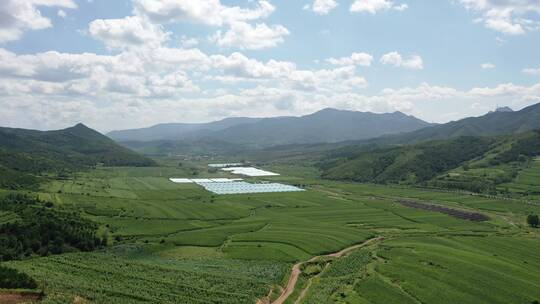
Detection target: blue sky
<box><xmin>1</xmin><ymin>0</ymin><xmax>540</xmax><ymax>132</ymax></box>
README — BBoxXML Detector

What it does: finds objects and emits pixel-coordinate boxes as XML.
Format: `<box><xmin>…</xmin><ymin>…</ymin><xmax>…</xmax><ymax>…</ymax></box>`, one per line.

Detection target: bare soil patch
<box><xmin>0</xmin><ymin>291</ymin><xmax>42</xmax><ymax>304</ymax></box>
<box><xmin>396</xmin><ymin>199</ymin><xmax>489</xmax><ymax>221</ymax></box>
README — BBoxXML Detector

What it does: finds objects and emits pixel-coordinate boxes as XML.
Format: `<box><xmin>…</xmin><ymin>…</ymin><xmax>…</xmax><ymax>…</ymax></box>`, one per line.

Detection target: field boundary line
<box><xmin>268</xmin><ymin>236</ymin><xmax>384</xmax><ymax>304</ymax></box>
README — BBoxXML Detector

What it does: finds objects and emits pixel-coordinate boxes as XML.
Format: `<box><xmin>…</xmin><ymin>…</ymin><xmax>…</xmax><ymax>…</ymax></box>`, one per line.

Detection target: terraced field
<box><xmin>3</xmin><ymin>164</ymin><xmax>540</xmax><ymax>303</ymax></box>
<box><xmin>501</xmin><ymin>157</ymin><xmax>540</xmax><ymax>200</ymax></box>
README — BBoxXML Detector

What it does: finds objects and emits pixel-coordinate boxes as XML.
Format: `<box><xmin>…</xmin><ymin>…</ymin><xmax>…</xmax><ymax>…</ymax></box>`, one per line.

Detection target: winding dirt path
<box><xmin>269</xmin><ymin>236</ymin><xmax>384</xmax><ymax>304</ymax></box>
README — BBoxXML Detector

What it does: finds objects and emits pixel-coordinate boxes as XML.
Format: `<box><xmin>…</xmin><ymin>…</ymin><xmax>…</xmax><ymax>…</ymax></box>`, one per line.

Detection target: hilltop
<box><xmin>0</xmin><ymin>123</ymin><xmax>155</xmax><ymax>189</ymax></box>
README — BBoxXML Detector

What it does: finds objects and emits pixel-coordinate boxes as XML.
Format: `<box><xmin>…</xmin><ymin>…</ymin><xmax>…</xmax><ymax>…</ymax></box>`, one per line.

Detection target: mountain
<box><xmin>495</xmin><ymin>106</ymin><xmax>513</xmax><ymax>113</ymax></box>
<box><xmin>358</xmin><ymin>103</ymin><xmax>540</xmax><ymax>146</ymax></box>
<box><xmin>109</xmin><ymin>108</ymin><xmax>432</xmax><ymax>147</ymax></box>
<box><xmin>0</xmin><ymin>124</ymin><xmax>155</xmax><ymax>189</ymax></box>
<box><xmin>108</xmin><ymin>117</ymin><xmax>261</xmax><ymax>142</ymax></box>
<box><xmin>208</xmin><ymin>108</ymin><xmax>432</xmax><ymax>147</ymax></box>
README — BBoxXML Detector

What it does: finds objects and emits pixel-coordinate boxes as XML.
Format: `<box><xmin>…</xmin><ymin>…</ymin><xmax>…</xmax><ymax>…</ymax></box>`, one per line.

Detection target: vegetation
<box><xmin>528</xmin><ymin>214</ymin><xmax>539</xmax><ymax>227</ymax></box>
<box><xmin>6</xmin><ymin>247</ymin><xmax>287</xmax><ymax>304</ymax></box>
<box><xmin>321</xmin><ymin>131</ymin><xmax>540</xmax><ymax>196</ymax></box>
<box><xmin>0</xmin><ymin>123</ymin><xmax>155</xmax><ymax>188</ymax></box>
<box><xmin>0</xmin><ymin>193</ymin><xmax>102</xmax><ymax>261</ymax></box>
<box><xmin>0</xmin><ymin>265</ymin><xmax>37</xmax><ymax>289</ymax></box>
<box><xmin>2</xmin><ymin>115</ymin><xmax>540</xmax><ymax>303</ymax></box>
<box><xmin>322</xmin><ymin>136</ymin><xmax>495</xmax><ymax>184</ymax></box>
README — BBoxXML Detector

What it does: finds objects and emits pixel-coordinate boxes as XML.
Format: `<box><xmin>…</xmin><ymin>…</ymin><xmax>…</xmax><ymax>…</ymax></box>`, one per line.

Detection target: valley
<box><xmin>3</xmin><ymin>159</ymin><xmax>540</xmax><ymax>303</ymax></box>
<box><xmin>1</xmin><ymin>106</ymin><xmax>540</xmax><ymax>304</ymax></box>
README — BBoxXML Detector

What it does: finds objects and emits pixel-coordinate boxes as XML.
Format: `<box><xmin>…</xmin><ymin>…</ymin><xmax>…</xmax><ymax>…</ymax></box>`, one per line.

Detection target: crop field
<box><xmin>501</xmin><ymin>157</ymin><xmax>540</xmax><ymax>199</ymax></box>
<box><xmin>3</xmin><ymin>164</ymin><xmax>540</xmax><ymax>303</ymax></box>
<box><xmin>6</xmin><ymin>245</ymin><xmax>289</xmax><ymax>304</ymax></box>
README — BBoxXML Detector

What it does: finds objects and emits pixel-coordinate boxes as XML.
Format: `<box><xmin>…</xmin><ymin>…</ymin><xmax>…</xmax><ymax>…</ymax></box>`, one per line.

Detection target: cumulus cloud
<box><xmin>210</xmin><ymin>22</ymin><xmax>289</xmax><ymax>50</ymax></box>
<box><xmin>350</xmin><ymin>0</ymin><xmax>407</xmax><ymax>14</ymax></box>
<box><xmin>481</xmin><ymin>62</ymin><xmax>496</xmax><ymax>69</ymax></box>
<box><xmin>523</xmin><ymin>68</ymin><xmax>540</xmax><ymax>75</ymax></box>
<box><xmin>458</xmin><ymin>0</ymin><xmax>540</xmax><ymax>35</ymax></box>
<box><xmin>132</xmin><ymin>0</ymin><xmax>275</xmax><ymax>26</ymax></box>
<box><xmin>326</xmin><ymin>52</ymin><xmax>374</xmax><ymax>66</ymax></box>
<box><xmin>0</xmin><ymin>0</ymin><xmax>77</xmax><ymax>43</ymax></box>
<box><xmin>307</xmin><ymin>0</ymin><xmax>339</xmax><ymax>15</ymax></box>
<box><xmin>57</xmin><ymin>9</ymin><xmax>67</xmax><ymax>18</ymax></box>
<box><xmin>90</xmin><ymin>0</ymin><xmax>288</xmax><ymax>50</ymax></box>
<box><xmin>380</xmin><ymin>52</ymin><xmax>423</xmax><ymax>70</ymax></box>
<box><xmin>88</xmin><ymin>16</ymin><xmax>170</xmax><ymax>49</ymax></box>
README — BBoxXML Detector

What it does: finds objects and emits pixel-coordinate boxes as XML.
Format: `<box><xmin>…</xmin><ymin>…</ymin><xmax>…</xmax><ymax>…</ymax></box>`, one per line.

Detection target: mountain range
<box><xmin>355</xmin><ymin>103</ymin><xmax>540</xmax><ymax>146</ymax></box>
<box><xmin>108</xmin><ymin>108</ymin><xmax>433</xmax><ymax>147</ymax></box>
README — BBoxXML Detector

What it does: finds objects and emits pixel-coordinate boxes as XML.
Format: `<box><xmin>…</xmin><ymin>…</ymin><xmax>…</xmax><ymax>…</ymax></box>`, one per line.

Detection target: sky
<box><xmin>0</xmin><ymin>0</ymin><xmax>540</xmax><ymax>132</ymax></box>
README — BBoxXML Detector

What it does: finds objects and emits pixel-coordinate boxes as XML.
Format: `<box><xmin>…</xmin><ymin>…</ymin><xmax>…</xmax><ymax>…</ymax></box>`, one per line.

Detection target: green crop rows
<box><xmin>3</xmin><ymin>163</ymin><xmax>540</xmax><ymax>303</ymax></box>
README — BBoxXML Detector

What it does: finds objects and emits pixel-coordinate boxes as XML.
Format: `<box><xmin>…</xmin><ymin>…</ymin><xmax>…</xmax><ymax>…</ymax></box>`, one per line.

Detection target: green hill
<box><xmin>0</xmin><ymin>124</ymin><xmax>155</xmax><ymax>189</ymax></box>
<box><xmin>321</xmin><ymin>130</ymin><xmax>540</xmax><ymax>194</ymax></box>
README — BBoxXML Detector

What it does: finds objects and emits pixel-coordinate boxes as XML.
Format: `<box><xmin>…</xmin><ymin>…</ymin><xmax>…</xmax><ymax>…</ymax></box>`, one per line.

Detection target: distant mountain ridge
<box><xmin>357</xmin><ymin>103</ymin><xmax>540</xmax><ymax>146</ymax></box>
<box><xmin>108</xmin><ymin>117</ymin><xmax>262</xmax><ymax>142</ymax></box>
<box><xmin>108</xmin><ymin>108</ymin><xmax>433</xmax><ymax>147</ymax></box>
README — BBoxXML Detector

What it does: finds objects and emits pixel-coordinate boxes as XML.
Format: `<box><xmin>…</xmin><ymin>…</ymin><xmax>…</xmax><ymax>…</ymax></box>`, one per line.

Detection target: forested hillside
<box><xmin>321</xmin><ymin>130</ymin><xmax>540</xmax><ymax>194</ymax></box>
<box><xmin>0</xmin><ymin>194</ymin><xmax>102</xmax><ymax>261</ymax></box>
<box><xmin>0</xmin><ymin>123</ymin><xmax>155</xmax><ymax>189</ymax></box>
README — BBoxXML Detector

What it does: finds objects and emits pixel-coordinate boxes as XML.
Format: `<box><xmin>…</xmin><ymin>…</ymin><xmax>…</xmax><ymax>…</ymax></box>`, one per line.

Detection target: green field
<box><xmin>501</xmin><ymin>157</ymin><xmax>540</xmax><ymax>199</ymax></box>
<box><xmin>3</xmin><ymin>163</ymin><xmax>540</xmax><ymax>303</ymax></box>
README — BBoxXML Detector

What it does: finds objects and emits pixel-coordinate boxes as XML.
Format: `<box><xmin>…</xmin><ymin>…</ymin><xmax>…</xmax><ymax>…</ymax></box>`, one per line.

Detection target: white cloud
<box><xmin>180</xmin><ymin>36</ymin><xmax>199</xmax><ymax>48</ymax></box>
<box><xmin>88</xmin><ymin>16</ymin><xmax>170</xmax><ymax>49</ymax></box>
<box><xmin>380</xmin><ymin>52</ymin><xmax>423</xmax><ymax>70</ymax></box>
<box><xmin>523</xmin><ymin>68</ymin><xmax>540</xmax><ymax>75</ymax></box>
<box><xmin>326</xmin><ymin>52</ymin><xmax>374</xmax><ymax>66</ymax></box>
<box><xmin>57</xmin><ymin>9</ymin><xmax>67</xmax><ymax>18</ymax></box>
<box><xmin>393</xmin><ymin>3</ymin><xmax>408</xmax><ymax>11</ymax></box>
<box><xmin>132</xmin><ymin>0</ymin><xmax>275</xmax><ymax>26</ymax></box>
<box><xmin>210</xmin><ymin>22</ymin><xmax>289</xmax><ymax>50</ymax></box>
<box><xmin>92</xmin><ymin>0</ymin><xmax>287</xmax><ymax>51</ymax></box>
<box><xmin>0</xmin><ymin>0</ymin><xmax>77</xmax><ymax>43</ymax></box>
<box><xmin>309</xmin><ymin>0</ymin><xmax>339</xmax><ymax>15</ymax></box>
<box><xmin>481</xmin><ymin>62</ymin><xmax>496</xmax><ymax>69</ymax></box>
<box><xmin>458</xmin><ymin>0</ymin><xmax>540</xmax><ymax>35</ymax></box>
<box><xmin>350</xmin><ymin>0</ymin><xmax>407</xmax><ymax>14</ymax></box>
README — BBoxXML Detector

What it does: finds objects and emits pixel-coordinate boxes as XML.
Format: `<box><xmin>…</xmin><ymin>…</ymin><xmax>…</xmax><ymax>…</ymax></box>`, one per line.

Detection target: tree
<box><xmin>527</xmin><ymin>214</ymin><xmax>539</xmax><ymax>228</ymax></box>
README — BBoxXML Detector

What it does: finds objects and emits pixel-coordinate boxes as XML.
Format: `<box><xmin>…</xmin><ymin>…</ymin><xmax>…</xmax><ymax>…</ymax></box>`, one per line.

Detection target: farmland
<box><xmin>2</xmin><ymin>161</ymin><xmax>540</xmax><ymax>303</ymax></box>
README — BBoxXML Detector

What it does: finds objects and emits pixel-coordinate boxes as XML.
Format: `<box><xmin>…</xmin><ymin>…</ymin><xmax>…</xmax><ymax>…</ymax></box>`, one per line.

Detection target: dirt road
<box><xmin>269</xmin><ymin>236</ymin><xmax>383</xmax><ymax>304</ymax></box>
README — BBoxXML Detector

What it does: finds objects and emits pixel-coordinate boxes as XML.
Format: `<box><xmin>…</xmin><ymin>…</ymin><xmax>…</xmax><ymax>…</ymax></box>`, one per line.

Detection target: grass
<box><xmin>501</xmin><ymin>157</ymin><xmax>540</xmax><ymax>199</ymax></box>
<box><xmin>3</xmin><ymin>163</ymin><xmax>540</xmax><ymax>303</ymax></box>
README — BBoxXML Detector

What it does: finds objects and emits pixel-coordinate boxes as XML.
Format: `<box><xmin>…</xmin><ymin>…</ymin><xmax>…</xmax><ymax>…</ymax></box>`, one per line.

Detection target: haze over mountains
<box><xmin>108</xmin><ymin>108</ymin><xmax>433</xmax><ymax>146</ymax></box>
<box><xmin>360</xmin><ymin>103</ymin><xmax>540</xmax><ymax>146</ymax></box>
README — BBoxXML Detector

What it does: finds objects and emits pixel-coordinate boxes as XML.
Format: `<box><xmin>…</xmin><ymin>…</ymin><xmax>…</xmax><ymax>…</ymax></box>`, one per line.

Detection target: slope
<box><xmin>0</xmin><ymin>123</ymin><xmax>155</xmax><ymax>189</ymax></box>
<box><xmin>362</xmin><ymin>102</ymin><xmax>540</xmax><ymax>146</ymax></box>
<box><xmin>110</xmin><ymin>108</ymin><xmax>432</xmax><ymax>148</ymax></box>
<box><xmin>321</xmin><ymin>130</ymin><xmax>540</xmax><ymax>194</ymax></box>
<box><xmin>210</xmin><ymin>108</ymin><xmax>432</xmax><ymax>147</ymax></box>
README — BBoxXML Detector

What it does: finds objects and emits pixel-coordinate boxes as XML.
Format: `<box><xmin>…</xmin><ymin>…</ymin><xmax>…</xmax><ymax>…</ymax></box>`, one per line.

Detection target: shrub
<box><xmin>0</xmin><ymin>266</ymin><xmax>37</xmax><ymax>289</ymax></box>
<box><xmin>527</xmin><ymin>214</ymin><xmax>539</xmax><ymax>228</ymax></box>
